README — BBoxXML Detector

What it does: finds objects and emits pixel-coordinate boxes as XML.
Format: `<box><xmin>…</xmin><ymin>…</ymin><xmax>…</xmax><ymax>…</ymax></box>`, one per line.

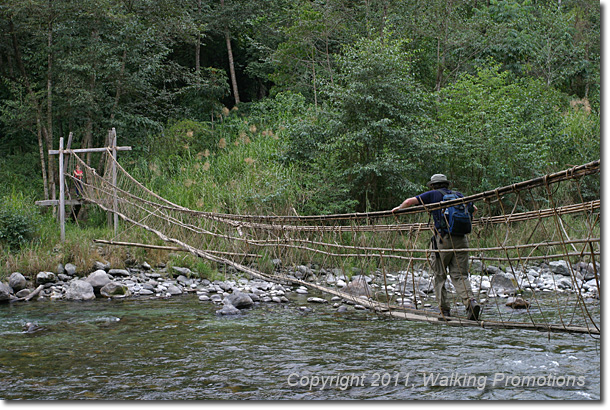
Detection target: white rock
<box><xmin>307</xmin><ymin>297</ymin><xmax>328</xmax><ymax>304</ymax></box>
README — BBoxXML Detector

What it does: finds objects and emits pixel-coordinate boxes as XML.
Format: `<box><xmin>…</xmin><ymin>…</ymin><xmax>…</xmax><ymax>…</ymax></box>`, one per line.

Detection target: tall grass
<box><xmin>128</xmin><ymin>97</ymin><xmax>308</xmax><ymax>216</ymax></box>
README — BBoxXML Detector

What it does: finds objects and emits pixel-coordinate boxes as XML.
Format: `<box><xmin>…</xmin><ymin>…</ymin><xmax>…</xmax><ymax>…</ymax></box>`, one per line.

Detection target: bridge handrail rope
<box><xmin>82</xmin><ymin>153</ymin><xmax>599</xmax><ymax>224</ymax></box>
<box><xmin>189</xmin><ymin>160</ymin><xmax>600</xmax><ymax>223</ymax></box>
<box><xmin>73</xmin><ymin>173</ymin><xmax>601</xmax><ymax>263</ymax></box>
<box><xmin>72</xmin><ymin>160</ymin><xmax>599</xmax><ymax>261</ymax></box>
<box><xmin>71</xmin><ymin>154</ymin><xmax>600</xmax><ymax>233</ymax></box>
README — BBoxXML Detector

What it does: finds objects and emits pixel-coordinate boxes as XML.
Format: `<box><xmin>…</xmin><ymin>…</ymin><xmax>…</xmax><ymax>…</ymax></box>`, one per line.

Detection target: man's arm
<box><xmin>469</xmin><ymin>204</ymin><xmax>478</xmax><ymax>215</ymax></box>
<box><xmin>392</xmin><ymin>197</ymin><xmax>421</xmax><ymax>213</ymax></box>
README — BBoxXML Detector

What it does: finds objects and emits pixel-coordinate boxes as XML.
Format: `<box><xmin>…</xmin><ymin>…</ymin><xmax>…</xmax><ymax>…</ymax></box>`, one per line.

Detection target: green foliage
<box><xmin>0</xmin><ymin>152</ymin><xmax>44</xmax><ymax>197</ymax></box>
<box><xmin>433</xmin><ymin>62</ymin><xmax>567</xmax><ymax>193</ymax></box>
<box><xmin>175</xmin><ymin>67</ymin><xmax>230</xmax><ymax>121</ymax></box>
<box><xmin>196</xmin><ymin>260</ymin><xmax>223</xmax><ymax>282</ymax></box>
<box><xmin>166</xmin><ymin>253</ymin><xmax>223</xmax><ymax>281</ymax></box>
<box><xmin>303</xmin><ymin>33</ymin><xmax>436</xmax><ymax>212</ymax></box>
<box><xmin>550</xmin><ymin>102</ymin><xmax>600</xmax><ymax>202</ymax></box>
<box><xmin>0</xmin><ymin>192</ymin><xmax>40</xmax><ymax>251</ymax></box>
<box><xmin>553</xmin><ymin>103</ymin><xmax>600</xmax><ymax>169</ymax></box>
<box><xmin>148</xmin><ymin>118</ymin><xmax>216</xmax><ymax>160</ymax></box>
<box><xmin>268</xmin><ymin>0</ymin><xmax>363</xmax><ymax>99</ymax></box>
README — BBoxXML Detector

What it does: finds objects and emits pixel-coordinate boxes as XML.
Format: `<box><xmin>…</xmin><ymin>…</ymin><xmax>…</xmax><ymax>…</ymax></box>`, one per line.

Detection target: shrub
<box><xmin>0</xmin><ymin>192</ymin><xmax>40</xmax><ymax>251</ymax></box>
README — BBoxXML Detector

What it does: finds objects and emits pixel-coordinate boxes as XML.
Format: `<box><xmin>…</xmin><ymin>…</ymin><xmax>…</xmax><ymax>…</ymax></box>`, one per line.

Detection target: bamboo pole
<box><xmin>48</xmin><ymin>146</ymin><xmax>132</xmax><ymax>155</ymax></box>
<box><xmin>112</xmin><ymin>128</ymin><xmax>118</xmax><ymax>235</ymax></box>
<box><xmin>59</xmin><ymin>136</ymin><xmax>65</xmax><ymax>242</ymax></box>
<box><xmin>93</xmin><ymin>239</ymin><xmax>263</xmax><ymax>258</ymax></box>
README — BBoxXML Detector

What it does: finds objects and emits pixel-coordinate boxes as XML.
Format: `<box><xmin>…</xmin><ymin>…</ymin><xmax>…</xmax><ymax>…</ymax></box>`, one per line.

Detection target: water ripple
<box><xmin>0</xmin><ymin>295</ymin><xmax>600</xmax><ymax>400</ymax></box>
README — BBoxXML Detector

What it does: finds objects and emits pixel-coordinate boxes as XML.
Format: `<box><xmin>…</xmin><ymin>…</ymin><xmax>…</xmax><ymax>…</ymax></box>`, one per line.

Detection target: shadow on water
<box><xmin>0</xmin><ymin>294</ymin><xmax>600</xmax><ymax>400</ymax></box>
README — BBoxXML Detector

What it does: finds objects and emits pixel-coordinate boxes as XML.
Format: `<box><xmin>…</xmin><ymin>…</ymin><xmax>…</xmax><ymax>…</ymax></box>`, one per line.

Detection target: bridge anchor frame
<box><xmin>43</xmin><ymin>128</ymin><xmax>131</xmax><ymax>241</ymax></box>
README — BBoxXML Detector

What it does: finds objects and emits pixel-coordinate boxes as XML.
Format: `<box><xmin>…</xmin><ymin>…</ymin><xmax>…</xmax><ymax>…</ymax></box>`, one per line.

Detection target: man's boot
<box><xmin>467</xmin><ymin>299</ymin><xmax>481</xmax><ymax>321</ymax></box>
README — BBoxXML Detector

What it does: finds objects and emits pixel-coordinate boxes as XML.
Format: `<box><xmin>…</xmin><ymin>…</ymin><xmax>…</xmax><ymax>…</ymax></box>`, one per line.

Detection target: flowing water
<box><xmin>0</xmin><ymin>293</ymin><xmax>600</xmax><ymax>400</ymax></box>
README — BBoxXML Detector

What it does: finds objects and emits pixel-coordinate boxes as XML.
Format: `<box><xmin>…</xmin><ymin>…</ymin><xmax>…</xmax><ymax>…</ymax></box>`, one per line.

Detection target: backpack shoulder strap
<box><xmin>436</xmin><ymin>188</ymin><xmax>451</xmax><ymax>198</ymax></box>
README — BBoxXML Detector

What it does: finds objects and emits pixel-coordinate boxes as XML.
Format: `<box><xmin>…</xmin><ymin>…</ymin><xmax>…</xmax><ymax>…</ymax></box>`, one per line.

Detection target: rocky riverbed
<box><xmin>0</xmin><ymin>258</ymin><xmax>600</xmax><ymax>317</ymax></box>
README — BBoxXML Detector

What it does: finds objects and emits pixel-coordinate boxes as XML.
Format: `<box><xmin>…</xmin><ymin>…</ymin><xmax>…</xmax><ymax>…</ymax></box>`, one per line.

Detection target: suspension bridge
<box><xmin>56</xmin><ymin>136</ymin><xmax>600</xmax><ymax>336</ymax></box>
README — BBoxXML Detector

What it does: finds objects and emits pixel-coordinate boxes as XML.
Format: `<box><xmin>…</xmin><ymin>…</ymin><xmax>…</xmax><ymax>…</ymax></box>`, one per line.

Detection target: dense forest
<box><xmin>0</xmin><ymin>0</ymin><xmax>601</xmax><ymax>225</ymax></box>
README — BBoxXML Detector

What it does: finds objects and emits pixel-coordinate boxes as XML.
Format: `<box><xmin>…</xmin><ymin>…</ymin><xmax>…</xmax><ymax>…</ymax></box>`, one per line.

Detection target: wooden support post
<box><xmin>58</xmin><ymin>137</ymin><xmax>65</xmax><ymax>242</ymax></box>
<box><xmin>49</xmin><ymin>147</ymin><xmax>132</xmax><ymax>155</ymax></box>
<box><xmin>36</xmin><ymin>199</ymin><xmax>83</xmax><ymax>206</ymax></box>
<box><xmin>65</xmin><ymin>131</ymin><xmax>73</xmax><ymax>161</ymax></box>
<box><xmin>106</xmin><ymin>129</ymin><xmax>113</xmax><ymax>230</ymax></box>
<box><xmin>112</xmin><ymin>128</ymin><xmax>118</xmax><ymax>235</ymax></box>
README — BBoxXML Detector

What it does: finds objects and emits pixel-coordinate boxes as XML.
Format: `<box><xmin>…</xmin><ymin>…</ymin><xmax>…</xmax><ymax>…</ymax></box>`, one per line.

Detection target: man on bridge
<box><xmin>392</xmin><ymin>174</ymin><xmax>481</xmax><ymax>321</ymax></box>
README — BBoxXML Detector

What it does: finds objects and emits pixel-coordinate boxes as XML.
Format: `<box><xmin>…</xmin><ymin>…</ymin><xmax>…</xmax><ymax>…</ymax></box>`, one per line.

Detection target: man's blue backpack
<box><xmin>437</xmin><ymin>189</ymin><xmax>472</xmax><ymax>236</ymax></box>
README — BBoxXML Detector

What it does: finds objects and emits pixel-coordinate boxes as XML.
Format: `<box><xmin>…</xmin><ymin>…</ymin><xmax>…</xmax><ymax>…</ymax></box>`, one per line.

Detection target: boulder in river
<box><xmin>216</xmin><ymin>303</ymin><xmax>241</xmax><ymax>316</ymax></box>
<box><xmin>485</xmin><ymin>265</ymin><xmax>502</xmax><ymax>276</ymax></box>
<box><xmin>108</xmin><ymin>268</ymin><xmax>130</xmax><ymax>277</ymax></box>
<box><xmin>100</xmin><ymin>282</ymin><xmax>131</xmax><ymax>298</ymax></box>
<box><xmin>0</xmin><ymin>283</ymin><xmax>12</xmax><ymax>303</ymax></box>
<box><xmin>490</xmin><ymin>271</ymin><xmax>517</xmax><ymax>293</ymax></box>
<box><xmin>9</xmin><ymin>272</ymin><xmax>27</xmax><ymax>292</ymax></box>
<box><xmin>22</xmin><ymin>322</ymin><xmax>46</xmax><ymax>334</ymax></box>
<box><xmin>36</xmin><ymin>272</ymin><xmax>56</xmax><ymax>285</ymax></box>
<box><xmin>549</xmin><ymin>260</ymin><xmax>570</xmax><ymax>276</ymax></box>
<box><xmin>15</xmin><ymin>289</ymin><xmax>31</xmax><ymax>298</ymax></box>
<box><xmin>65</xmin><ymin>280</ymin><xmax>95</xmax><ymax>301</ymax></box>
<box><xmin>166</xmin><ymin>284</ymin><xmax>183</xmax><ymax>295</ymax></box>
<box><xmin>64</xmin><ymin>263</ymin><xmax>78</xmax><ymax>276</ymax></box>
<box><xmin>94</xmin><ymin>261</ymin><xmax>111</xmax><ymax>271</ymax></box>
<box><xmin>224</xmin><ymin>292</ymin><xmax>254</xmax><ymax>309</ymax></box>
<box><xmin>505</xmin><ymin>296</ymin><xmax>530</xmax><ymax>309</ymax></box>
<box><xmin>86</xmin><ymin>270</ymin><xmax>111</xmax><ymax>294</ymax></box>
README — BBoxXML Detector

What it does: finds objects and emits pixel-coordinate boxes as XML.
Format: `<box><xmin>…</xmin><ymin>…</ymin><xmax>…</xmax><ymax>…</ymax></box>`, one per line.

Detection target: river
<box><xmin>0</xmin><ymin>293</ymin><xmax>600</xmax><ymax>400</ymax></box>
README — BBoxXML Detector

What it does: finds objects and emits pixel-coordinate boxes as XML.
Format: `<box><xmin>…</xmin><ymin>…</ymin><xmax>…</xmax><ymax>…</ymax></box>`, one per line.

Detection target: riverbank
<box><xmin>1</xmin><ymin>257</ymin><xmax>600</xmax><ymax>321</ymax></box>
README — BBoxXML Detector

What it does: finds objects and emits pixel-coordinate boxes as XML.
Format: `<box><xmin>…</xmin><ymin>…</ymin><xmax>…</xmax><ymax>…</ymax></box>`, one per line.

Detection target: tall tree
<box><xmin>220</xmin><ymin>0</ymin><xmax>240</xmax><ymax>105</ymax></box>
<box><xmin>321</xmin><ymin>33</ymin><xmax>433</xmax><ymax>211</ymax></box>
<box><xmin>270</xmin><ymin>0</ymin><xmax>357</xmax><ymax>104</ymax></box>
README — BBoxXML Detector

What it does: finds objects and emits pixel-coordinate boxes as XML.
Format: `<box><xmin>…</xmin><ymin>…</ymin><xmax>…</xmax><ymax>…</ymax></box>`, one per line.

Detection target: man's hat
<box><xmin>426</xmin><ymin>174</ymin><xmax>451</xmax><ymax>188</ymax></box>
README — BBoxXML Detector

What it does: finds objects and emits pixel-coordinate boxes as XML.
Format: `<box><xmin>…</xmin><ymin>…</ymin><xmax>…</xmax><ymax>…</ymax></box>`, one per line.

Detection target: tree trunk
<box><xmin>324</xmin><ymin>29</ymin><xmax>334</xmax><ymax>87</ymax></box>
<box><xmin>36</xmin><ymin>118</ymin><xmax>49</xmax><ymax>200</ymax></box>
<box><xmin>225</xmin><ymin>28</ymin><xmax>240</xmax><ymax>105</ymax></box>
<box><xmin>84</xmin><ymin>117</ymin><xmax>93</xmax><ymax>165</ymax></box>
<box><xmin>85</xmin><ymin>29</ymin><xmax>98</xmax><ymax>166</ymax></box>
<box><xmin>110</xmin><ymin>49</ymin><xmax>127</xmax><ymax>123</ymax></box>
<box><xmin>195</xmin><ymin>0</ymin><xmax>201</xmax><ymax>75</ymax></box>
<box><xmin>46</xmin><ymin>0</ymin><xmax>56</xmax><ymax>202</ymax></box>
<box><xmin>101</xmin><ymin>48</ymin><xmax>127</xmax><ymax>172</ymax></box>
<box><xmin>435</xmin><ymin>37</ymin><xmax>444</xmax><ymax>92</ymax></box>
<box><xmin>311</xmin><ymin>45</ymin><xmax>317</xmax><ymax>108</ymax></box>
<box><xmin>195</xmin><ymin>34</ymin><xmax>201</xmax><ymax>75</ymax></box>
<box><xmin>220</xmin><ymin>0</ymin><xmax>240</xmax><ymax>106</ymax></box>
